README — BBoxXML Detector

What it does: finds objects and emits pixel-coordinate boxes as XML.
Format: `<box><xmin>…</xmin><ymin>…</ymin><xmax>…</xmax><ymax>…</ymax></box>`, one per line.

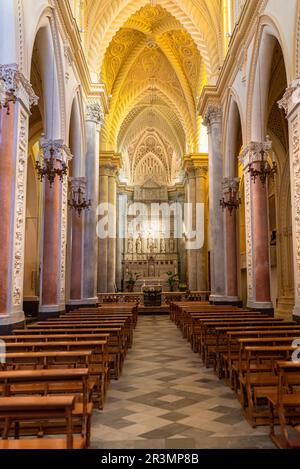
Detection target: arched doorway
<box><xmin>266</xmin><ymin>40</ymin><xmax>293</xmax><ymax>317</ymax></box>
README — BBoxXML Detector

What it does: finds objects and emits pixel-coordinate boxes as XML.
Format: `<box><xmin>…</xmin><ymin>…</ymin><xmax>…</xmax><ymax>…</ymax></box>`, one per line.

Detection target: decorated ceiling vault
<box><xmin>80</xmin><ymin>0</ymin><xmax>226</xmax><ymax>186</ymax></box>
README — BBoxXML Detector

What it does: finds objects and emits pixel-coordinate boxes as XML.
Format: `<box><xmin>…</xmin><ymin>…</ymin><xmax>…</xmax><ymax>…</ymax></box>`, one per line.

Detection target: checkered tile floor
<box><xmin>91</xmin><ymin>316</ymin><xmax>274</xmax><ymax>449</ymax></box>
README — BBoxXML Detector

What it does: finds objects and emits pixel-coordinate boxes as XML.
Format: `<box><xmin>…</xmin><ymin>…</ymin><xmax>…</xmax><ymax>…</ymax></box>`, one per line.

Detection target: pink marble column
<box><xmin>222</xmin><ymin>178</ymin><xmax>240</xmax><ymax>300</ymax></box>
<box><xmin>225</xmin><ymin>210</ymin><xmax>238</xmax><ymax>297</ymax></box>
<box><xmin>39</xmin><ymin>139</ymin><xmax>72</xmax><ymax>318</ymax></box>
<box><xmin>41</xmin><ymin>170</ymin><xmax>60</xmax><ymax>307</ymax></box>
<box><xmin>252</xmin><ymin>163</ymin><xmax>271</xmax><ymax>303</ymax></box>
<box><xmin>0</xmin><ymin>105</ymin><xmax>15</xmax><ymax>314</ymax></box>
<box><xmin>0</xmin><ymin>64</ymin><xmax>38</xmax><ymax>331</ymax></box>
<box><xmin>241</xmin><ymin>141</ymin><xmax>273</xmax><ymax>311</ymax></box>
<box><xmin>69</xmin><ymin>177</ymin><xmax>86</xmax><ymax>301</ymax></box>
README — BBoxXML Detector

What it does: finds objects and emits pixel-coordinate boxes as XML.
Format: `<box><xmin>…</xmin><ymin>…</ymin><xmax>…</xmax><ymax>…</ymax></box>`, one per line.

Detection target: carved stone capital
<box><xmin>86</xmin><ymin>102</ymin><xmax>104</xmax><ymax>124</ymax></box>
<box><xmin>39</xmin><ymin>137</ymin><xmax>73</xmax><ymax>165</ymax></box>
<box><xmin>278</xmin><ymin>79</ymin><xmax>300</xmax><ymax>117</ymax></box>
<box><xmin>69</xmin><ymin>176</ymin><xmax>87</xmax><ymax>192</ymax></box>
<box><xmin>0</xmin><ymin>63</ymin><xmax>38</xmax><ymax>109</ymax></box>
<box><xmin>195</xmin><ymin>166</ymin><xmax>208</xmax><ymax>179</ymax></box>
<box><xmin>183</xmin><ymin>153</ymin><xmax>208</xmax><ymax>179</ymax></box>
<box><xmin>185</xmin><ymin>167</ymin><xmax>195</xmax><ymax>180</ymax></box>
<box><xmin>99</xmin><ymin>163</ymin><xmax>119</xmax><ymax>178</ymax></box>
<box><xmin>203</xmin><ymin>105</ymin><xmax>222</xmax><ymax>129</ymax></box>
<box><xmin>240</xmin><ymin>138</ymin><xmax>272</xmax><ymax>169</ymax></box>
<box><xmin>222</xmin><ymin>177</ymin><xmax>240</xmax><ymax>195</ymax></box>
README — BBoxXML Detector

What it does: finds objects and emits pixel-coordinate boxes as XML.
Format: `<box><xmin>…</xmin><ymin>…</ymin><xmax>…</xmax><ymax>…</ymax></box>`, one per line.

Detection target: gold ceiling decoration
<box><xmin>82</xmin><ymin>1</ymin><xmax>224</xmax><ymax>184</ymax></box>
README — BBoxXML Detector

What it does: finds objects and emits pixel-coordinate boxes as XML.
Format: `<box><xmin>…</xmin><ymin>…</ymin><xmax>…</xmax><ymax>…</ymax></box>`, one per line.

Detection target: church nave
<box><xmin>91</xmin><ymin>316</ymin><xmax>273</xmax><ymax>449</ymax></box>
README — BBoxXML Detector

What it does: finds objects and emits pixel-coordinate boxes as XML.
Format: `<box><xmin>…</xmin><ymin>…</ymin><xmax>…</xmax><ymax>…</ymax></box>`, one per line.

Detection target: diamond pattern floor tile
<box><xmin>91</xmin><ymin>315</ymin><xmax>274</xmax><ymax>449</ymax></box>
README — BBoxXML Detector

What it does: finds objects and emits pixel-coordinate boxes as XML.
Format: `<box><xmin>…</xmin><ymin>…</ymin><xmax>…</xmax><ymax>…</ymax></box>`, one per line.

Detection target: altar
<box><xmin>122</xmin><ymin>181</ymin><xmax>180</xmax><ymax>292</ymax></box>
<box><xmin>142</xmin><ymin>286</ymin><xmax>162</xmax><ymax>307</ymax></box>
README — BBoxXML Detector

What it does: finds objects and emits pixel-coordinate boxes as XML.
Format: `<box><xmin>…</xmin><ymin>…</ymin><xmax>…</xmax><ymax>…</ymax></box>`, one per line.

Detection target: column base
<box><xmin>247</xmin><ymin>300</ymin><xmax>274</xmax><ymax>316</ymax></box>
<box><xmin>209</xmin><ymin>294</ymin><xmax>242</xmax><ymax>306</ymax></box>
<box><xmin>66</xmin><ymin>299</ymin><xmax>98</xmax><ymax>312</ymax></box>
<box><xmin>0</xmin><ymin>311</ymin><xmax>25</xmax><ymax>335</ymax></box>
<box><xmin>23</xmin><ymin>297</ymin><xmax>39</xmax><ymax>319</ymax></box>
<box><xmin>38</xmin><ymin>304</ymin><xmax>65</xmax><ymax>321</ymax></box>
<box><xmin>293</xmin><ymin>305</ymin><xmax>300</xmax><ymax>323</ymax></box>
<box><xmin>210</xmin><ymin>296</ymin><xmax>243</xmax><ymax>307</ymax></box>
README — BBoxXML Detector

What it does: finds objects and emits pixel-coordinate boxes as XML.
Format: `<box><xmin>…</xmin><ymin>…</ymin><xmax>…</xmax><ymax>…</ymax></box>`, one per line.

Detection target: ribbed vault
<box><xmin>82</xmin><ymin>1</ymin><xmax>223</xmax><ymax>185</ymax></box>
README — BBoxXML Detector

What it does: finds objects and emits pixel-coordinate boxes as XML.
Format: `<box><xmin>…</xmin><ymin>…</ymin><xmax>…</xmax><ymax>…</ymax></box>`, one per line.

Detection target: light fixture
<box><xmin>220</xmin><ymin>186</ymin><xmax>241</xmax><ymax>215</ymax></box>
<box><xmin>36</xmin><ymin>142</ymin><xmax>68</xmax><ymax>188</ymax></box>
<box><xmin>248</xmin><ymin>137</ymin><xmax>277</xmax><ymax>186</ymax></box>
<box><xmin>0</xmin><ymin>77</ymin><xmax>16</xmax><ymax>115</ymax></box>
<box><xmin>68</xmin><ymin>184</ymin><xmax>91</xmax><ymax>217</ymax></box>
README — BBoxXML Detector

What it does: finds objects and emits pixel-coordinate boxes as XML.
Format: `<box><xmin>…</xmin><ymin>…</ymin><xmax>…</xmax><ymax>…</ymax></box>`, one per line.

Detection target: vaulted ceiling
<box><xmin>81</xmin><ymin>0</ymin><xmax>225</xmax><ymax>185</ymax></box>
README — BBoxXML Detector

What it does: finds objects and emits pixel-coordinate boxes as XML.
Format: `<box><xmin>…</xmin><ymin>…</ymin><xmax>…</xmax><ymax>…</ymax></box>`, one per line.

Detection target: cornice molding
<box><xmin>198</xmin><ymin>0</ymin><xmax>267</xmax><ymax>117</ymax></box>
<box><xmin>55</xmin><ymin>0</ymin><xmax>109</xmax><ymax>113</ymax></box>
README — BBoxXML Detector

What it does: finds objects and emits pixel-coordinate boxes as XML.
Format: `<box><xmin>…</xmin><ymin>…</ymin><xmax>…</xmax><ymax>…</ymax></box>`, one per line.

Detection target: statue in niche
<box><xmin>127</xmin><ymin>237</ymin><xmax>133</xmax><ymax>253</ymax></box>
<box><xmin>136</xmin><ymin>235</ymin><xmax>142</xmax><ymax>254</ymax></box>
<box><xmin>160</xmin><ymin>238</ymin><xmax>166</xmax><ymax>253</ymax></box>
<box><xmin>169</xmin><ymin>238</ymin><xmax>174</xmax><ymax>253</ymax></box>
<box><xmin>165</xmin><ymin>239</ymin><xmax>170</xmax><ymax>253</ymax></box>
<box><xmin>148</xmin><ymin>237</ymin><xmax>154</xmax><ymax>253</ymax></box>
<box><xmin>154</xmin><ymin>239</ymin><xmax>159</xmax><ymax>253</ymax></box>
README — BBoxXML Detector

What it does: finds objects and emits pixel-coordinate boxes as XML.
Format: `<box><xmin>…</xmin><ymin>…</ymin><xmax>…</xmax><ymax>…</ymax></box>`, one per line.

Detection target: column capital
<box><xmin>0</xmin><ymin>63</ymin><xmax>38</xmax><ymax>110</ymax></box>
<box><xmin>69</xmin><ymin>176</ymin><xmax>87</xmax><ymax>192</ymax></box>
<box><xmin>203</xmin><ymin>105</ymin><xmax>222</xmax><ymax>130</ymax></box>
<box><xmin>39</xmin><ymin>137</ymin><xmax>73</xmax><ymax>165</ymax></box>
<box><xmin>183</xmin><ymin>153</ymin><xmax>208</xmax><ymax>178</ymax></box>
<box><xmin>86</xmin><ymin>102</ymin><xmax>104</xmax><ymax>124</ymax></box>
<box><xmin>100</xmin><ymin>151</ymin><xmax>121</xmax><ymax>177</ymax></box>
<box><xmin>240</xmin><ymin>138</ymin><xmax>272</xmax><ymax>169</ymax></box>
<box><xmin>222</xmin><ymin>177</ymin><xmax>240</xmax><ymax>194</ymax></box>
<box><xmin>278</xmin><ymin>79</ymin><xmax>300</xmax><ymax>117</ymax></box>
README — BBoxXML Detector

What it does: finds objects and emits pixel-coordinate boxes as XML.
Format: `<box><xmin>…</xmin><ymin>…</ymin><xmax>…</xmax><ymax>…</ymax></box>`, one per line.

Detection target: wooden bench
<box><xmin>200</xmin><ymin>318</ymin><xmax>284</xmax><ymax>367</ymax></box>
<box><xmin>0</xmin><ymin>369</ymin><xmax>91</xmax><ymax>445</ymax></box>
<box><xmin>0</xmin><ymin>395</ymin><xmax>85</xmax><ymax>449</ymax></box>
<box><xmin>15</xmin><ymin>327</ymin><xmax>125</xmax><ymax>379</ymax></box>
<box><xmin>219</xmin><ymin>328</ymin><xmax>300</xmax><ymax>387</ymax></box>
<box><xmin>240</xmin><ymin>345</ymin><xmax>299</xmax><ymax>426</ymax></box>
<box><xmin>266</xmin><ymin>361</ymin><xmax>300</xmax><ymax>449</ymax></box>
<box><xmin>1</xmin><ymin>340</ymin><xmax>108</xmax><ymax>409</ymax></box>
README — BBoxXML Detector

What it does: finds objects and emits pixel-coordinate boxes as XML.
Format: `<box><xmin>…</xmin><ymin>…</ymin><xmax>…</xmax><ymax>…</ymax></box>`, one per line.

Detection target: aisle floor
<box><xmin>91</xmin><ymin>316</ymin><xmax>274</xmax><ymax>449</ymax></box>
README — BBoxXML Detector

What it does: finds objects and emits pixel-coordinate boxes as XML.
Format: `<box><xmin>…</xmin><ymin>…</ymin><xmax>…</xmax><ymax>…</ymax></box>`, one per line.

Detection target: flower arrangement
<box><xmin>166</xmin><ymin>271</ymin><xmax>178</xmax><ymax>292</ymax></box>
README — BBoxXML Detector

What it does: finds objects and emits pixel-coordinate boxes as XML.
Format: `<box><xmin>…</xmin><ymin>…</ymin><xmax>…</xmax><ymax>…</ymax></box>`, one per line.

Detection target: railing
<box><xmin>98</xmin><ymin>291</ymin><xmax>210</xmax><ymax>305</ymax></box>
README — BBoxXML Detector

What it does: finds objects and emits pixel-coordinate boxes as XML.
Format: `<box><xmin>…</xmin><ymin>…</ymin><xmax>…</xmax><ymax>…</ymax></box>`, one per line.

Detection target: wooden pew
<box><xmin>267</xmin><ymin>361</ymin><xmax>300</xmax><ymax>449</ymax></box>
<box><xmin>240</xmin><ymin>345</ymin><xmax>298</xmax><ymax>426</ymax></box>
<box><xmin>16</xmin><ymin>327</ymin><xmax>125</xmax><ymax>378</ymax></box>
<box><xmin>0</xmin><ymin>395</ymin><xmax>85</xmax><ymax>449</ymax></box>
<box><xmin>199</xmin><ymin>318</ymin><xmax>284</xmax><ymax>366</ymax></box>
<box><xmin>1</xmin><ymin>341</ymin><xmax>108</xmax><ymax>409</ymax></box>
<box><xmin>219</xmin><ymin>328</ymin><xmax>300</xmax><ymax>386</ymax></box>
<box><xmin>0</xmin><ymin>369</ymin><xmax>91</xmax><ymax>445</ymax></box>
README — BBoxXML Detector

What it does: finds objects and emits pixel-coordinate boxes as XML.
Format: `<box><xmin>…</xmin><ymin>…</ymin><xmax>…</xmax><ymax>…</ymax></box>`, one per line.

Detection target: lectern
<box><xmin>142</xmin><ymin>286</ymin><xmax>162</xmax><ymax>307</ymax></box>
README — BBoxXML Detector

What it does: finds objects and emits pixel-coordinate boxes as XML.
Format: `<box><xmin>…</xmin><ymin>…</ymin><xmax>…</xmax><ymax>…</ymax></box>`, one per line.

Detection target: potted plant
<box><xmin>166</xmin><ymin>271</ymin><xmax>178</xmax><ymax>292</ymax></box>
<box><xmin>126</xmin><ymin>272</ymin><xmax>140</xmax><ymax>292</ymax></box>
<box><xmin>178</xmin><ymin>282</ymin><xmax>187</xmax><ymax>292</ymax></box>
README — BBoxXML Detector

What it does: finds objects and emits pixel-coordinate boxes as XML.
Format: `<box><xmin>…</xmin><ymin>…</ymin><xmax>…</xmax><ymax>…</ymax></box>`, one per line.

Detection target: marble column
<box><xmin>116</xmin><ymin>192</ymin><xmax>127</xmax><ymax>291</ymax></box>
<box><xmin>98</xmin><ymin>156</ymin><xmax>120</xmax><ymax>293</ymax></box>
<box><xmin>83</xmin><ymin>103</ymin><xmax>103</xmax><ymax>305</ymax></box>
<box><xmin>195</xmin><ymin>165</ymin><xmax>208</xmax><ymax>291</ymax></box>
<box><xmin>203</xmin><ymin>105</ymin><xmax>226</xmax><ymax>303</ymax></box>
<box><xmin>0</xmin><ymin>64</ymin><xmax>38</xmax><ymax>332</ymax></box>
<box><xmin>240</xmin><ymin>141</ymin><xmax>273</xmax><ymax>312</ymax></box>
<box><xmin>278</xmin><ymin>80</ymin><xmax>300</xmax><ymax>319</ymax></box>
<box><xmin>107</xmin><ymin>170</ymin><xmax>117</xmax><ymax>293</ymax></box>
<box><xmin>222</xmin><ymin>177</ymin><xmax>240</xmax><ymax>303</ymax></box>
<box><xmin>98</xmin><ymin>165</ymin><xmax>109</xmax><ymax>293</ymax></box>
<box><xmin>185</xmin><ymin>167</ymin><xmax>197</xmax><ymax>291</ymax></box>
<box><xmin>69</xmin><ymin>177</ymin><xmax>87</xmax><ymax>303</ymax></box>
<box><xmin>39</xmin><ymin>139</ymin><xmax>72</xmax><ymax>319</ymax></box>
